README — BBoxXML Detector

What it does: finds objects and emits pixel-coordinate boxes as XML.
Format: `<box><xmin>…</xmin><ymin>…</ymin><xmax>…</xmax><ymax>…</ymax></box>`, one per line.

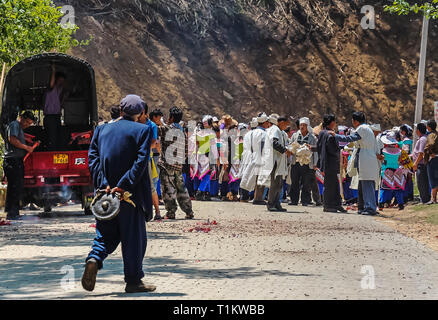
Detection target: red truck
<box><xmin>1</xmin><ymin>53</ymin><xmax>98</xmax><ymax>215</ymax></box>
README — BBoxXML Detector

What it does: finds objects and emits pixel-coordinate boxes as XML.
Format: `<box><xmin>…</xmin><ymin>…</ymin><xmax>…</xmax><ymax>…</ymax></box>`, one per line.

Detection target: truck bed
<box><xmin>24</xmin><ymin>150</ymin><xmax>91</xmax><ymax>188</ymax></box>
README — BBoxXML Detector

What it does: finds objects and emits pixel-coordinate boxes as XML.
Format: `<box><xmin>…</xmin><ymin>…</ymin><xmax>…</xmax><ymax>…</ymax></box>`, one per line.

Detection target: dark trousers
<box><xmin>323</xmin><ymin>171</ymin><xmax>342</xmax><ymax>209</ymax></box>
<box><xmin>3</xmin><ymin>157</ymin><xmax>24</xmax><ymax>217</ymax></box>
<box><xmin>86</xmin><ymin>202</ymin><xmax>147</xmax><ymax>285</ymax></box>
<box><xmin>267</xmin><ymin>163</ymin><xmax>283</xmax><ymax>208</ymax></box>
<box><xmin>416</xmin><ymin>164</ymin><xmax>431</xmax><ymax>203</ymax></box>
<box><xmin>358</xmin><ymin>181</ymin><xmax>364</xmax><ymax>212</ymax></box>
<box><xmin>240</xmin><ymin>188</ymin><xmax>250</xmax><ymax>200</ymax></box>
<box><xmin>289</xmin><ymin>163</ymin><xmax>313</xmax><ymax>205</ymax></box>
<box><xmin>311</xmin><ymin>175</ymin><xmax>321</xmax><ymax>204</ymax></box>
<box><xmin>44</xmin><ymin>114</ymin><xmax>61</xmax><ymax>150</ymax></box>
<box><xmin>220</xmin><ymin>181</ymin><xmax>239</xmax><ymax>196</ymax></box>
<box><xmin>254</xmin><ymin>176</ymin><xmax>266</xmax><ymax>202</ymax></box>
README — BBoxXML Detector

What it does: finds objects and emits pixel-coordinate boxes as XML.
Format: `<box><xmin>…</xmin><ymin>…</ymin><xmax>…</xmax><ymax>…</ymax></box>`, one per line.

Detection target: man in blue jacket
<box><xmin>81</xmin><ymin>95</ymin><xmax>156</xmax><ymax>293</ymax></box>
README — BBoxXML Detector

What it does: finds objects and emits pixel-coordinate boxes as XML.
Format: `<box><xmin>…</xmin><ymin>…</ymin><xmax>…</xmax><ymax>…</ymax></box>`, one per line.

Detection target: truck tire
<box><xmin>39</xmin><ymin>203</ymin><xmax>52</xmax><ymax>218</ymax></box>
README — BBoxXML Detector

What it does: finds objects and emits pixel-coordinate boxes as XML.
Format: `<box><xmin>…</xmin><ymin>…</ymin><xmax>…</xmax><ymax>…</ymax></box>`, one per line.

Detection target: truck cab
<box><xmin>1</xmin><ymin>53</ymin><xmax>98</xmax><ymax>215</ymax></box>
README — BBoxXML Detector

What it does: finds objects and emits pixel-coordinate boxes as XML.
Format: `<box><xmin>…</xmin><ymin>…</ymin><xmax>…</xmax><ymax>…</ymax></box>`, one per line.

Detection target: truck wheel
<box><xmin>43</xmin><ymin>204</ymin><xmax>52</xmax><ymax>213</ymax></box>
<box><xmin>39</xmin><ymin>204</ymin><xmax>52</xmax><ymax>218</ymax></box>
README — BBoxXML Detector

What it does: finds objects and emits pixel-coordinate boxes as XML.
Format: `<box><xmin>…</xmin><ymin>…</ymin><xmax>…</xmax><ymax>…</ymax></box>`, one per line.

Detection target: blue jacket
<box><xmin>88</xmin><ymin>118</ymin><xmax>153</xmax><ymax>219</ymax></box>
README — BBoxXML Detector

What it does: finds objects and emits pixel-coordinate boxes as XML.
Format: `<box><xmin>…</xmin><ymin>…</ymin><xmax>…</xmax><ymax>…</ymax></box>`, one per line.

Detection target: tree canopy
<box><xmin>385</xmin><ymin>0</ymin><xmax>438</xmax><ymax>19</ymax></box>
<box><xmin>0</xmin><ymin>0</ymin><xmax>86</xmax><ymax>66</ymax></box>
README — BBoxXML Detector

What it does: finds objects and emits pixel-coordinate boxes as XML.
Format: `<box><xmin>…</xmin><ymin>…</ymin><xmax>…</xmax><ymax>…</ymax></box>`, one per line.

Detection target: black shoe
<box><xmin>81</xmin><ymin>258</ymin><xmax>98</xmax><ymax>292</ymax></box>
<box><xmin>185</xmin><ymin>212</ymin><xmax>194</xmax><ymax>219</ymax></box>
<box><xmin>323</xmin><ymin>208</ymin><xmax>338</xmax><ymax>213</ymax></box>
<box><xmin>267</xmin><ymin>206</ymin><xmax>286</xmax><ymax>212</ymax></box>
<box><xmin>335</xmin><ymin>206</ymin><xmax>348</xmax><ymax>213</ymax></box>
<box><xmin>203</xmin><ymin>192</ymin><xmax>212</xmax><ymax>201</ymax></box>
<box><xmin>288</xmin><ymin>202</ymin><xmax>298</xmax><ymax>206</ymax></box>
<box><xmin>398</xmin><ymin>204</ymin><xmax>405</xmax><ymax>211</ymax></box>
<box><xmin>195</xmin><ymin>191</ymin><xmax>203</xmax><ymax>201</ymax></box>
<box><xmin>302</xmin><ymin>203</ymin><xmax>312</xmax><ymax>207</ymax></box>
<box><xmin>153</xmin><ymin>214</ymin><xmax>163</xmax><ymax>221</ymax></box>
<box><xmin>125</xmin><ymin>280</ymin><xmax>157</xmax><ymax>293</ymax></box>
<box><xmin>315</xmin><ymin>202</ymin><xmax>323</xmax><ymax>207</ymax></box>
<box><xmin>362</xmin><ymin>211</ymin><xmax>378</xmax><ymax>216</ymax></box>
<box><xmin>253</xmin><ymin>200</ymin><xmax>266</xmax><ymax>205</ymax></box>
<box><xmin>165</xmin><ymin>212</ymin><xmax>176</xmax><ymax>219</ymax></box>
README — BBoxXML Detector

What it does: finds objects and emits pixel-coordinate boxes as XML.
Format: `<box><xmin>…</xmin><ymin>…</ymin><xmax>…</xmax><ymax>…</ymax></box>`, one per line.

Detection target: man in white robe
<box><xmin>258</xmin><ymin>114</ymin><xmax>291</xmax><ymax>211</ymax></box>
<box><xmin>239</xmin><ymin>113</ymin><xmax>271</xmax><ymax>205</ymax></box>
<box><xmin>238</xmin><ymin>118</ymin><xmax>258</xmax><ymax>202</ymax></box>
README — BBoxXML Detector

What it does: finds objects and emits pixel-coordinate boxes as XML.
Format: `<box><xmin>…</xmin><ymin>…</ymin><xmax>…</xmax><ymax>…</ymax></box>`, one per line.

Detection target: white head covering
<box><xmin>381</xmin><ymin>132</ymin><xmax>397</xmax><ymax>145</ymax></box>
<box><xmin>212</xmin><ymin>116</ymin><xmax>219</xmax><ymax>122</ymax></box>
<box><xmin>299</xmin><ymin>117</ymin><xmax>313</xmax><ymax>134</ymax></box>
<box><xmin>268</xmin><ymin>114</ymin><xmax>279</xmax><ymax>125</ymax></box>
<box><xmin>202</xmin><ymin>115</ymin><xmax>213</xmax><ymax>123</ymax></box>
<box><xmin>370</xmin><ymin>124</ymin><xmax>381</xmax><ymax>132</ymax></box>
<box><xmin>299</xmin><ymin>117</ymin><xmax>310</xmax><ymax>126</ymax></box>
<box><xmin>257</xmin><ymin>113</ymin><xmax>268</xmax><ymax>124</ymax></box>
<box><xmin>250</xmin><ymin>117</ymin><xmax>258</xmax><ymax>128</ymax></box>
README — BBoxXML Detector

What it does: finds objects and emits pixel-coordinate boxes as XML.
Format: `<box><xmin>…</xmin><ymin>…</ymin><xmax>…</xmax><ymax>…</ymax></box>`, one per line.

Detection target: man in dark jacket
<box><xmin>82</xmin><ymin>95</ymin><xmax>156</xmax><ymax>293</ymax></box>
<box><xmin>317</xmin><ymin>114</ymin><xmax>355</xmax><ymax>213</ymax></box>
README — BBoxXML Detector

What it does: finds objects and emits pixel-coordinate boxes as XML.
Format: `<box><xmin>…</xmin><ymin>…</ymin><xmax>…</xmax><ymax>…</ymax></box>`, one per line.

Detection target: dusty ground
<box><xmin>376</xmin><ymin>203</ymin><xmax>438</xmax><ymax>253</ymax></box>
<box><xmin>1</xmin><ymin>201</ymin><xmax>438</xmax><ymax>300</ymax></box>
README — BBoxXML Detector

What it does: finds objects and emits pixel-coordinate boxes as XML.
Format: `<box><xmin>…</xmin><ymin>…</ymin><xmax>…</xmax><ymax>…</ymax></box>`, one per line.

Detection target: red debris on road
<box><xmin>0</xmin><ymin>219</ymin><xmax>11</xmax><ymax>226</ymax></box>
<box><xmin>202</xmin><ymin>220</ymin><xmax>218</xmax><ymax>226</ymax></box>
<box><xmin>186</xmin><ymin>226</ymin><xmax>212</xmax><ymax>233</ymax></box>
<box><xmin>89</xmin><ymin>223</ymin><xmax>96</xmax><ymax>228</ymax></box>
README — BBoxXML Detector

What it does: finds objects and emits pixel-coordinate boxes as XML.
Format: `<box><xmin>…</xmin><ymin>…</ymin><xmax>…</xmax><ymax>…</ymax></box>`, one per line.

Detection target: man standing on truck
<box><xmin>82</xmin><ymin>94</ymin><xmax>156</xmax><ymax>293</ymax></box>
<box><xmin>3</xmin><ymin>111</ymin><xmax>36</xmax><ymax>220</ymax></box>
<box><xmin>44</xmin><ymin>64</ymin><xmax>66</xmax><ymax>150</ymax></box>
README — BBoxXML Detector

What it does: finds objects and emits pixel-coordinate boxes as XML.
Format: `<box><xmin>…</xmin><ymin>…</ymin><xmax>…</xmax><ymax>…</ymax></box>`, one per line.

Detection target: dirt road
<box><xmin>1</xmin><ymin>201</ymin><xmax>438</xmax><ymax>299</ymax></box>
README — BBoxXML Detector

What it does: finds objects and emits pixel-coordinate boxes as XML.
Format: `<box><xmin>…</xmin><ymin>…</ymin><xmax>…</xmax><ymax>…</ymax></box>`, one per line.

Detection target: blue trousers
<box><xmin>343</xmin><ymin>179</ymin><xmax>355</xmax><ymax>201</ymax></box>
<box><xmin>262</xmin><ymin>187</ymin><xmax>269</xmax><ymax>200</ymax></box>
<box><xmin>86</xmin><ymin>203</ymin><xmax>147</xmax><ymax>285</ymax></box>
<box><xmin>210</xmin><ymin>179</ymin><xmax>220</xmax><ymax>196</ymax></box>
<box><xmin>380</xmin><ymin>189</ymin><xmax>404</xmax><ymax>205</ymax></box>
<box><xmin>361</xmin><ymin>180</ymin><xmax>377</xmax><ymax>213</ymax></box>
<box><xmin>198</xmin><ymin>174</ymin><xmax>211</xmax><ymax>192</ymax></box>
<box><xmin>279</xmin><ymin>182</ymin><xmax>289</xmax><ymax>201</ymax></box>
<box><xmin>156</xmin><ymin>179</ymin><xmax>161</xmax><ymax>197</ymax></box>
<box><xmin>193</xmin><ymin>177</ymin><xmax>200</xmax><ymax>192</ymax></box>
<box><xmin>318</xmin><ymin>181</ymin><xmax>324</xmax><ymax>195</ymax></box>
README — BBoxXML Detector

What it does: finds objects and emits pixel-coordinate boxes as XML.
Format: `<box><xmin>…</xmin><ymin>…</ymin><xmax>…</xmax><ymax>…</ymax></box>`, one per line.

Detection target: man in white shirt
<box><xmin>351</xmin><ymin>112</ymin><xmax>380</xmax><ymax>215</ymax></box>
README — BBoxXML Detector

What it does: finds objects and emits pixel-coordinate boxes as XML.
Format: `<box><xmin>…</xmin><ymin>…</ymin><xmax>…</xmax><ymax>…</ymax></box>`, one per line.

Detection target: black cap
<box><xmin>21</xmin><ymin>111</ymin><xmax>36</xmax><ymax>122</ymax></box>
